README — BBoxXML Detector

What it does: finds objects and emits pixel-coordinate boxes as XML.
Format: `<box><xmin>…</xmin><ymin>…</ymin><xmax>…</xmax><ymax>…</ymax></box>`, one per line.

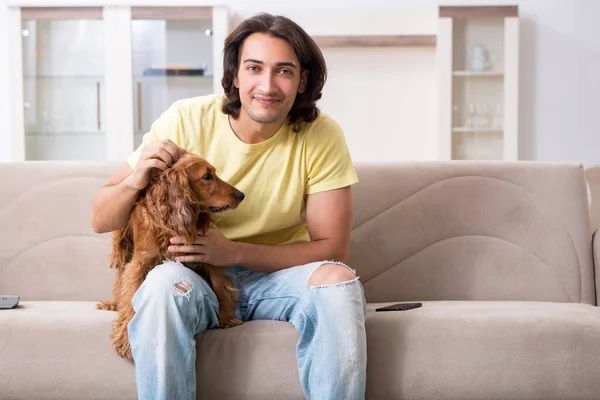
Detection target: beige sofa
<box><xmin>586</xmin><ymin>165</ymin><xmax>600</xmax><ymax>233</ymax></box>
<box><xmin>2</xmin><ymin>160</ymin><xmax>600</xmax><ymax>400</ymax></box>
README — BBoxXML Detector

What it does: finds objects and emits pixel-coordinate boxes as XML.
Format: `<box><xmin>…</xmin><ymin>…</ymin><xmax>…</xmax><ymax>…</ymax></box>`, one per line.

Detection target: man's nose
<box><xmin>258</xmin><ymin>72</ymin><xmax>277</xmax><ymax>94</ymax></box>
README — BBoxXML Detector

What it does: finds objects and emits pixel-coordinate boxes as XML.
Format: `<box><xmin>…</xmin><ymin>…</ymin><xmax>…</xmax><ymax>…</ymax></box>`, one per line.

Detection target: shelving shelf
<box><xmin>452</xmin><ymin>71</ymin><xmax>504</xmax><ymax>77</ymax></box>
<box><xmin>452</xmin><ymin>127</ymin><xmax>503</xmax><ymax>133</ymax></box>
<box><xmin>24</xmin><ymin>75</ymin><xmax>213</xmax><ymax>79</ymax></box>
<box><xmin>24</xmin><ymin>75</ymin><xmax>104</xmax><ymax>79</ymax></box>
<box><xmin>25</xmin><ymin>132</ymin><xmax>105</xmax><ymax>136</ymax></box>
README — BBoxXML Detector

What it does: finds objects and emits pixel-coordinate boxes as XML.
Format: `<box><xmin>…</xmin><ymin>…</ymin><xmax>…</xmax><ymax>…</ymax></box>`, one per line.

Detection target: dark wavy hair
<box><xmin>221</xmin><ymin>13</ymin><xmax>327</xmax><ymax>132</ymax></box>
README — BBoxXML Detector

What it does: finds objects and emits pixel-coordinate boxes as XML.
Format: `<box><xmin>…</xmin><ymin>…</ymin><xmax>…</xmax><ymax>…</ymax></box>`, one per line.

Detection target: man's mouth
<box><xmin>254</xmin><ymin>96</ymin><xmax>281</xmax><ymax>105</ymax></box>
<box><xmin>208</xmin><ymin>205</ymin><xmax>231</xmax><ymax>213</ymax></box>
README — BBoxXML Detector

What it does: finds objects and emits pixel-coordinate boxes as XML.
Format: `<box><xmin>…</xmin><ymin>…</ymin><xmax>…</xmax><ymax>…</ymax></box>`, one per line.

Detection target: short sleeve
<box><xmin>126</xmin><ymin>101</ymin><xmax>186</xmax><ymax>169</ymax></box>
<box><xmin>305</xmin><ymin>115</ymin><xmax>359</xmax><ymax>195</ymax></box>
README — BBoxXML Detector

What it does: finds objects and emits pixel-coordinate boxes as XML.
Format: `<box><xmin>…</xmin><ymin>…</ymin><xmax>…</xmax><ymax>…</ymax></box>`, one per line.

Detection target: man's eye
<box><xmin>202</xmin><ymin>173</ymin><xmax>213</xmax><ymax>181</ymax></box>
<box><xmin>247</xmin><ymin>65</ymin><xmax>258</xmax><ymax>72</ymax></box>
<box><xmin>280</xmin><ymin>69</ymin><xmax>292</xmax><ymax>75</ymax></box>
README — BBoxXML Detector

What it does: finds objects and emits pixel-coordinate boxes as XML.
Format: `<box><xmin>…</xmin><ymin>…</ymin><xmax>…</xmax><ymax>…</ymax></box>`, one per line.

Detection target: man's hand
<box><xmin>169</xmin><ymin>227</ymin><xmax>240</xmax><ymax>267</ymax></box>
<box><xmin>125</xmin><ymin>139</ymin><xmax>183</xmax><ymax>191</ymax></box>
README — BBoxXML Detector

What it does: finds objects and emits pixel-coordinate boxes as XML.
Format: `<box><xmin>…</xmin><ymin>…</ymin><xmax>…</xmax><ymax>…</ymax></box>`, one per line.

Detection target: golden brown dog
<box><xmin>97</xmin><ymin>153</ymin><xmax>244</xmax><ymax>359</ymax></box>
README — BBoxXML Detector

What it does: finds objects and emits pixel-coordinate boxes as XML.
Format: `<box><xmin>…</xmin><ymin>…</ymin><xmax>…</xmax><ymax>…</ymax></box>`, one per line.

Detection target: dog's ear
<box><xmin>109</xmin><ymin>222</ymin><xmax>134</xmax><ymax>270</ymax></box>
<box><xmin>148</xmin><ymin>167</ymin><xmax>199</xmax><ymax>243</ymax></box>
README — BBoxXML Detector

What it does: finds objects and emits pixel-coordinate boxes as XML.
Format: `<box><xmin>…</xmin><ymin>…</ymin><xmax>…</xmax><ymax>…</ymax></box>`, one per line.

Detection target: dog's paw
<box><xmin>96</xmin><ymin>301</ymin><xmax>117</xmax><ymax>311</ymax></box>
<box><xmin>219</xmin><ymin>318</ymin><xmax>243</xmax><ymax>329</ymax></box>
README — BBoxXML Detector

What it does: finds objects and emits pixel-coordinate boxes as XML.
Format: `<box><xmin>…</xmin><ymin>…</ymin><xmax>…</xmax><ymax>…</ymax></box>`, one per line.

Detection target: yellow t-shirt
<box><xmin>127</xmin><ymin>94</ymin><xmax>358</xmax><ymax>246</ymax></box>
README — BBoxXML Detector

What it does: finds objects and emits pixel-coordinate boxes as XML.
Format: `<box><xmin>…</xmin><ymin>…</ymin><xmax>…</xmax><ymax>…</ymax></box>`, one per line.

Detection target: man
<box><xmin>91</xmin><ymin>13</ymin><xmax>367</xmax><ymax>400</ymax></box>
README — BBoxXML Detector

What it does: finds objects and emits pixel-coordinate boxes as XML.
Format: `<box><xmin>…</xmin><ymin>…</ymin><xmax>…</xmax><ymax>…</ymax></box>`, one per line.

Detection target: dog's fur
<box><xmin>96</xmin><ymin>153</ymin><xmax>244</xmax><ymax>359</ymax></box>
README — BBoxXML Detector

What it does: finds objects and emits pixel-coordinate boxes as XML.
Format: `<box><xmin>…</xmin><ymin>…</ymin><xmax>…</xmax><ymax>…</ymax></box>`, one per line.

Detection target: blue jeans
<box><xmin>128</xmin><ymin>260</ymin><xmax>367</xmax><ymax>400</ymax></box>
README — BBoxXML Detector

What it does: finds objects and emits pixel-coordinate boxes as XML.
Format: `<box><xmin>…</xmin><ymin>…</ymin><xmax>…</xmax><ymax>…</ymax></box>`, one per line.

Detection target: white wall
<box><xmin>228</xmin><ymin>0</ymin><xmax>600</xmax><ymax>166</ymax></box>
<box><xmin>1</xmin><ymin>0</ymin><xmax>600</xmax><ymax>165</ymax></box>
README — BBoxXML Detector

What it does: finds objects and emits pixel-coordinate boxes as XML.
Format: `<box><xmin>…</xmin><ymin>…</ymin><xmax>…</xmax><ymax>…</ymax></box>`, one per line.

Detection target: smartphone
<box><xmin>375</xmin><ymin>302</ymin><xmax>422</xmax><ymax>312</ymax></box>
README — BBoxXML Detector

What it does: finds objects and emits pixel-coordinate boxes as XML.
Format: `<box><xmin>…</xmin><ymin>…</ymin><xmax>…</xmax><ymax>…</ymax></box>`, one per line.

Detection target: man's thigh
<box><xmin>238</xmin><ymin>260</ymin><xmax>355</xmax><ymax>322</ymax></box>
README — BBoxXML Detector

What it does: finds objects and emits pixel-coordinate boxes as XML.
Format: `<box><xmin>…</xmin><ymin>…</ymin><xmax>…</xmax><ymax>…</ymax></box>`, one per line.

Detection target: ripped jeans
<box><xmin>127</xmin><ymin>260</ymin><xmax>367</xmax><ymax>400</ymax></box>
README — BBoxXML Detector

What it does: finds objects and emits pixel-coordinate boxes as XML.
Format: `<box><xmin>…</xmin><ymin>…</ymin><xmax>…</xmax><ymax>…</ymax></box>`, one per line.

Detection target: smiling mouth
<box><xmin>254</xmin><ymin>97</ymin><xmax>280</xmax><ymax>105</ymax></box>
<box><xmin>208</xmin><ymin>205</ymin><xmax>231</xmax><ymax>213</ymax></box>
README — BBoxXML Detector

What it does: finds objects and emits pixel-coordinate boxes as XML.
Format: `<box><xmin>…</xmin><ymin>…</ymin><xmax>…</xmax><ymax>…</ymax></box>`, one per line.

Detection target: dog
<box><xmin>97</xmin><ymin>152</ymin><xmax>245</xmax><ymax>359</ymax></box>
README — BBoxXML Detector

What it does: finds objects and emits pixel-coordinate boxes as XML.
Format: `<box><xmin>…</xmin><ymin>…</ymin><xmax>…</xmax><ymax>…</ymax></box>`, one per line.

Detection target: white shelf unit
<box><xmin>437</xmin><ymin>6</ymin><xmax>519</xmax><ymax>161</ymax></box>
<box><xmin>4</xmin><ymin>4</ymin><xmax>229</xmax><ymax>162</ymax></box>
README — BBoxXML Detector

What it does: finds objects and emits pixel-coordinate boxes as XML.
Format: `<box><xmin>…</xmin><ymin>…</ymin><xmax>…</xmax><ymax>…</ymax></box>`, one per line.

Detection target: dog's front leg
<box><xmin>206</xmin><ymin>267</ymin><xmax>242</xmax><ymax>328</ymax></box>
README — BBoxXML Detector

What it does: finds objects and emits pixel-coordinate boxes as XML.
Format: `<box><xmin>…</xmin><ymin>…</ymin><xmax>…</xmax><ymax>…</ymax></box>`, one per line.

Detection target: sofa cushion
<box><xmin>0</xmin><ymin>301</ymin><xmax>136</xmax><ymax>400</ymax></box>
<box><xmin>351</xmin><ymin>162</ymin><xmax>595</xmax><ymax>304</ymax></box>
<box><xmin>366</xmin><ymin>301</ymin><xmax>600</xmax><ymax>400</ymax></box>
<box><xmin>3</xmin><ymin>301</ymin><xmax>600</xmax><ymax>400</ymax></box>
<box><xmin>0</xmin><ymin>162</ymin><xmax>118</xmax><ymax>301</ymax></box>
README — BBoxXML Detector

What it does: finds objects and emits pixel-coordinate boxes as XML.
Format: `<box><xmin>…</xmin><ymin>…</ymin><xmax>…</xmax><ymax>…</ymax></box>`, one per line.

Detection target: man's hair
<box><xmin>221</xmin><ymin>13</ymin><xmax>327</xmax><ymax>132</ymax></box>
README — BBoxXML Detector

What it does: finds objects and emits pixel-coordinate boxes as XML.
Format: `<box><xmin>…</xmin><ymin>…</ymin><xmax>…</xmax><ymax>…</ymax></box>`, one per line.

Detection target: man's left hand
<box><xmin>169</xmin><ymin>227</ymin><xmax>239</xmax><ymax>267</ymax></box>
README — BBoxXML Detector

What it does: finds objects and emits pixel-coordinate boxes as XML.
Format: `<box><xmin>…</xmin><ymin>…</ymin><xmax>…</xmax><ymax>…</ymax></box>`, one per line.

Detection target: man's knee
<box><xmin>308</xmin><ymin>262</ymin><xmax>357</xmax><ymax>286</ymax></box>
<box><xmin>139</xmin><ymin>261</ymin><xmax>211</xmax><ymax>301</ymax></box>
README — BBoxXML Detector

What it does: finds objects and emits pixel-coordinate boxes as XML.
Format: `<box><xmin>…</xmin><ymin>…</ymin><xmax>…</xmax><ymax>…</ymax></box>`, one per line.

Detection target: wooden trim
<box><xmin>439</xmin><ymin>6</ymin><xmax>518</xmax><ymax>18</ymax></box>
<box><xmin>131</xmin><ymin>7</ymin><xmax>212</xmax><ymax>20</ymax></box>
<box><xmin>312</xmin><ymin>35</ymin><xmax>436</xmax><ymax>48</ymax></box>
<box><xmin>21</xmin><ymin>7</ymin><xmax>103</xmax><ymax>20</ymax></box>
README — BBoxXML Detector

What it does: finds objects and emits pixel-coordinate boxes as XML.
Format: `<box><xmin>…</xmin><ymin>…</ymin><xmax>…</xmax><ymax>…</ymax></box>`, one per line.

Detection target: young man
<box><xmin>91</xmin><ymin>13</ymin><xmax>367</xmax><ymax>400</ymax></box>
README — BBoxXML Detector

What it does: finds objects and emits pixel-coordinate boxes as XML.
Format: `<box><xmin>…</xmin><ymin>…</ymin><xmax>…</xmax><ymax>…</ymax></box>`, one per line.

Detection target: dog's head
<box><xmin>146</xmin><ymin>152</ymin><xmax>244</xmax><ymax>242</ymax></box>
<box><xmin>174</xmin><ymin>153</ymin><xmax>245</xmax><ymax>213</ymax></box>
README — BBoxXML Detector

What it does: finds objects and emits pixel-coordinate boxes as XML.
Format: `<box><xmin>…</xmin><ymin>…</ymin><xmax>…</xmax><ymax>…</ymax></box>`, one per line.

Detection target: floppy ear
<box><xmin>148</xmin><ymin>167</ymin><xmax>199</xmax><ymax>243</ymax></box>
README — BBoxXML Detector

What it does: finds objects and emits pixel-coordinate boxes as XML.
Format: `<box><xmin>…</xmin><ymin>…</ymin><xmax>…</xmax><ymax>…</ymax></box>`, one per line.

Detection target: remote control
<box><xmin>0</xmin><ymin>295</ymin><xmax>19</xmax><ymax>309</ymax></box>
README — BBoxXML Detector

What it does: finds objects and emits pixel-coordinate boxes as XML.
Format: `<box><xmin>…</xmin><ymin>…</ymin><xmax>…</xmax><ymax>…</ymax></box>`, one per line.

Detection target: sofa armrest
<box><xmin>595</xmin><ymin>229</ymin><xmax>600</xmax><ymax>305</ymax></box>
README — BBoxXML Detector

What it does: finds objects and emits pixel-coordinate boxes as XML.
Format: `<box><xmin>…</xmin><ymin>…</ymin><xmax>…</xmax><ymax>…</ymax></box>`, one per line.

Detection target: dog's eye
<box><xmin>202</xmin><ymin>173</ymin><xmax>213</xmax><ymax>181</ymax></box>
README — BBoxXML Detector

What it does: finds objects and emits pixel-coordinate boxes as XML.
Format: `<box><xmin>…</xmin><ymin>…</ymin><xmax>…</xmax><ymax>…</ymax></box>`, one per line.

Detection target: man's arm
<box><xmin>90</xmin><ymin>139</ymin><xmax>182</xmax><ymax>234</ymax></box>
<box><xmin>171</xmin><ymin>186</ymin><xmax>354</xmax><ymax>272</ymax></box>
<box><xmin>235</xmin><ymin>186</ymin><xmax>353</xmax><ymax>271</ymax></box>
<box><xmin>90</xmin><ymin>162</ymin><xmax>140</xmax><ymax>234</ymax></box>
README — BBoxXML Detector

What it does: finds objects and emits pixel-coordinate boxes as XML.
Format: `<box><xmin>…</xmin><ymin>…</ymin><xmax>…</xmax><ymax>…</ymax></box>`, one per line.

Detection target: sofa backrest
<box><xmin>0</xmin><ymin>161</ymin><xmax>595</xmax><ymax>305</ymax></box>
<box><xmin>0</xmin><ymin>161</ymin><xmax>118</xmax><ymax>301</ymax></box>
<box><xmin>351</xmin><ymin>161</ymin><xmax>595</xmax><ymax>305</ymax></box>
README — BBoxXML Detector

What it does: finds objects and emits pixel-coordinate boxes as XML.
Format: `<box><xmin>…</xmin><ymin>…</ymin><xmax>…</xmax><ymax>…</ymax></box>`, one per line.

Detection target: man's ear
<box><xmin>298</xmin><ymin>70</ymin><xmax>309</xmax><ymax>94</ymax></box>
<box><xmin>233</xmin><ymin>74</ymin><xmax>239</xmax><ymax>89</ymax></box>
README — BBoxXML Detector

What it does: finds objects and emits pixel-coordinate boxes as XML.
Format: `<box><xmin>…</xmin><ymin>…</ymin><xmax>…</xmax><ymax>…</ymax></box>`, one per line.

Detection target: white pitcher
<box><xmin>467</xmin><ymin>44</ymin><xmax>492</xmax><ymax>72</ymax></box>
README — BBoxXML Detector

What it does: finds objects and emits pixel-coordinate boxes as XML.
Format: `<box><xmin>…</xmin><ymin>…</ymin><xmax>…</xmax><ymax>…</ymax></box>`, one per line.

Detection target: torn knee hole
<box><xmin>173</xmin><ymin>277</ymin><xmax>194</xmax><ymax>300</ymax></box>
<box><xmin>308</xmin><ymin>262</ymin><xmax>357</xmax><ymax>286</ymax></box>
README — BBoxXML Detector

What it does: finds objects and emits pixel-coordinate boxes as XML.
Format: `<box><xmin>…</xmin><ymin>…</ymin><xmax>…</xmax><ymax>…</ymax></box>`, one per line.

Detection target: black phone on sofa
<box><xmin>375</xmin><ymin>302</ymin><xmax>422</xmax><ymax>312</ymax></box>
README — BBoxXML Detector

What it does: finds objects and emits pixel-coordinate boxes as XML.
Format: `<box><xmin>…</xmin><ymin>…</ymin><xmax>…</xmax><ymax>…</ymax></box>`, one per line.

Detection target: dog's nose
<box><xmin>235</xmin><ymin>191</ymin><xmax>245</xmax><ymax>201</ymax></box>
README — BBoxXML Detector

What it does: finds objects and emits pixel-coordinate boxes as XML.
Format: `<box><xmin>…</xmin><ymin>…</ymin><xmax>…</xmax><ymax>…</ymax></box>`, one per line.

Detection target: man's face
<box><xmin>234</xmin><ymin>33</ymin><xmax>308</xmax><ymax>125</ymax></box>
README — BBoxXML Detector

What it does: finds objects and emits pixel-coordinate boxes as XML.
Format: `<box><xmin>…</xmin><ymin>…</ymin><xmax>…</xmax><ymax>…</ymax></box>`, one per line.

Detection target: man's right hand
<box><xmin>125</xmin><ymin>139</ymin><xmax>183</xmax><ymax>190</ymax></box>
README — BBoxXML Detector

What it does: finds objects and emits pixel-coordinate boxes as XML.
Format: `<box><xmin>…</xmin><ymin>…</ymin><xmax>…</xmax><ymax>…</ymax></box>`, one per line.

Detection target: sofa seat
<box><xmin>365</xmin><ymin>301</ymin><xmax>600</xmax><ymax>400</ymax></box>
<box><xmin>3</xmin><ymin>300</ymin><xmax>600</xmax><ymax>400</ymax></box>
